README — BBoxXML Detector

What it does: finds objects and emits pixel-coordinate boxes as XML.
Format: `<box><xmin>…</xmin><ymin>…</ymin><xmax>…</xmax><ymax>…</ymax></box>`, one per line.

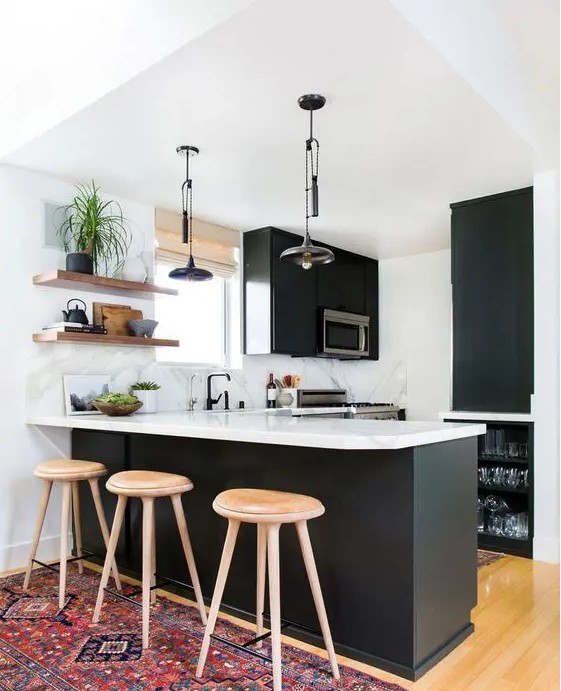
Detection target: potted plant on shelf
<box><xmin>130</xmin><ymin>381</ymin><xmax>161</xmax><ymax>414</ymax></box>
<box><xmin>58</xmin><ymin>181</ymin><xmax>131</xmax><ymax>276</ymax></box>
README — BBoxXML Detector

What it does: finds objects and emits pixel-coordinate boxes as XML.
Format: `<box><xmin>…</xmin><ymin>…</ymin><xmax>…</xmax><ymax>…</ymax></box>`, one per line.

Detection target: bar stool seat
<box><xmin>93</xmin><ymin>470</ymin><xmax>207</xmax><ymax>649</ymax></box>
<box><xmin>214</xmin><ymin>488</ymin><xmax>324</xmax><ymax>522</ymax></box>
<box><xmin>108</xmin><ymin>470</ymin><xmax>193</xmax><ymax>496</ymax></box>
<box><xmin>197</xmin><ymin>488</ymin><xmax>340</xmax><ymax>691</ymax></box>
<box><xmin>24</xmin><ymin>458</ymin><xmax>121</xmax><ymax>609</ymax></box>
<box><xmin>34</xmin><ymin>459</ymin><xmax>107</xmax><ymax>480</ymax></box>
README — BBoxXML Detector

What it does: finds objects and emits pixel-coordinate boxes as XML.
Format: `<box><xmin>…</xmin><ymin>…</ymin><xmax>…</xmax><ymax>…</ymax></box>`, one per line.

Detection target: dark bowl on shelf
<box><xmin>93</xmin><ymin>401</ymin><xmax>143</xmax><ymax>416</ymax></box>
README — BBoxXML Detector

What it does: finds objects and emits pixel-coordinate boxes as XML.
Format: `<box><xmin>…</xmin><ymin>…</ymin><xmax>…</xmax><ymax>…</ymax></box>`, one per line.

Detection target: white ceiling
<box><xmin>5</xmin><ymin>0</ymin><xmax>546</xmax><ymax>259</ymax></box>
<box><xmin>0</xmin><ymin>0</ymin><xmax>257</xmax><ymax>157</ymax></box>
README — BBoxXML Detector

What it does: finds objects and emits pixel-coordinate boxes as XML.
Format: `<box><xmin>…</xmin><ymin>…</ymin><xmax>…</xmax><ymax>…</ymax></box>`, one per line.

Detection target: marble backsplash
<box><xmin>26</xmin><ymin>345</ymin><xmax>406</xmax><ymax>415</ymax></box>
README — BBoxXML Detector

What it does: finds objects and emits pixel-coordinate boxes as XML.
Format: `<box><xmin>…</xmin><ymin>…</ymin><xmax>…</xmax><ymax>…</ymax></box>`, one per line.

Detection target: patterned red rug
<box><xmin>0</xmin><ymin>566</ymin><xmax>407</xmax><ymax>690</ymax></box>
<box><xmin>477</xmin><ymin>549</ymin><xmax>504</xmax><ymax>569</ymax></box>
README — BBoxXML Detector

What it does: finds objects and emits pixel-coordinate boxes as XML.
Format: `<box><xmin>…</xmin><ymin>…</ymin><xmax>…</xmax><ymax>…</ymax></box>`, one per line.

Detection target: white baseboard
<box><xmin>0</xmin><ymin>533</ymin><xmax>74</xmax><ymax>574</ymax></box>
<box><xmin>533</xmin><ymin>537</ymin><xmax>560</xmax><ymax>564</ymax></box>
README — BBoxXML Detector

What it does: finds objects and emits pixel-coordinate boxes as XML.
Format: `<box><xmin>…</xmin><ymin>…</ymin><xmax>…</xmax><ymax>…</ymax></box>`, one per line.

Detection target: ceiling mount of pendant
<box><xmin>298</xmin><ymin>94</ymin><xmax>326</xmax><ymax>111</ymax></box>
<box><xmin>176</xmin><ymin>145</ymin><xmax>200</xmax><ymax>157</ymax></box>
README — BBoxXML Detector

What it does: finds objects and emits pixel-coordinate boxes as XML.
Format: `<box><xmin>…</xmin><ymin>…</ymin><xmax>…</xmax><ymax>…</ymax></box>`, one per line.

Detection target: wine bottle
<box><xmin>266</xmin><ymin>373</ymin><xmax>277</xmax><ymax>409</ymax></box>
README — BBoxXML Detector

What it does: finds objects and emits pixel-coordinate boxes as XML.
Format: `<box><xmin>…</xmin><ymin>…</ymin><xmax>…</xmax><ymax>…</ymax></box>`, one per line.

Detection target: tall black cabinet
<box><xmin>451</xmin><ymin>187</ymin><xmax>534</xmax><ymax>412</ymax></box>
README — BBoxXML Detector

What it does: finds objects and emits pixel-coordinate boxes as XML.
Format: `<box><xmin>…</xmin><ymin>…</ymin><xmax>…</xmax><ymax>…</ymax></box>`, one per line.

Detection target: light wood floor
<box><xmin>9</xmin><ymin>555</ymin><xmax>560</xmax><ymax>690</ymax></box>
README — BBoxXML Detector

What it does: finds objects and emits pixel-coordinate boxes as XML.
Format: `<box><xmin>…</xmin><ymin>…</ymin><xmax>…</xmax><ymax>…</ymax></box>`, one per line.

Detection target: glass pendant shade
<box><xmin>280</xmin><ymin>93</ymin><xmax>334</xmax><ymax>270</ymax></box>
<box><xmin>168</xmin><ymin>145</ymin><xmax>213</xmax><ymax>281</ymax></box>
<box><xmin>280</xmin><ymin>233</ymin><xmax>334</xmax><ymax>270</ymax></box>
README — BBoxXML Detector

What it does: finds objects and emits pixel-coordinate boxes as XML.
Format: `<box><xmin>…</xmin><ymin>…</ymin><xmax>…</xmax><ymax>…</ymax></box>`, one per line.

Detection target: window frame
<box><xmin>154</xmin><ymin>262</ymin><xmax>242</xmax><ymax>370</ymax></box>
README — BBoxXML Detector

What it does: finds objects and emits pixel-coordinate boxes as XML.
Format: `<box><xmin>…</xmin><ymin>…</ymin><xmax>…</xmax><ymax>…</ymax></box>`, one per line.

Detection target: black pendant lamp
<box><xmin>280</xmin><ymin>94</ymin><xmax>334</xmax><ymax>270</ymax></box>
<box><xmin>168</xmin><ymin>145</ymin><xmax>213</xmax><ymax>281</ymax></box>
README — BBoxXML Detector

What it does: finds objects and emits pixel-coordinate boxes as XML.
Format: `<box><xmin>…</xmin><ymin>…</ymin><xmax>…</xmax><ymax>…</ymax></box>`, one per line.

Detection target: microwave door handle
<box><xmin>359</xmin><ymin>325</ymin><xmax>366</xmax><ymax>352</ymax></box>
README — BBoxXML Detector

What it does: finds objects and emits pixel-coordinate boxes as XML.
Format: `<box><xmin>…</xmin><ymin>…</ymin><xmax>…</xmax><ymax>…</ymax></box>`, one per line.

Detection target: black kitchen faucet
<box><xmin>206</xmin><ymin>372</ymin><xmax>231</xmax><ymax>410</ymax></box>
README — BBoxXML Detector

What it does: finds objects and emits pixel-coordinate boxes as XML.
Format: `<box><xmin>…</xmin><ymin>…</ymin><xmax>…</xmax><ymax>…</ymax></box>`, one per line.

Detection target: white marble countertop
<box><xmin>27</xmin><ymin>411</ymin><xmax>486</xmax><ymax>450</ymax></box>
<box><xmin>439</xmin><ymin>411</ymin><xmax>534</xmax><ymax>423</ymax></box>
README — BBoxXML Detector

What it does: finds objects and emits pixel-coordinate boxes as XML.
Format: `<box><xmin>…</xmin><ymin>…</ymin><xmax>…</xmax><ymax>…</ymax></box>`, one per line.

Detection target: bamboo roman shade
<box><xmin>155</xmin><ymin>208</ymin><xmax>240</xmax><ymax>279</ymax></box>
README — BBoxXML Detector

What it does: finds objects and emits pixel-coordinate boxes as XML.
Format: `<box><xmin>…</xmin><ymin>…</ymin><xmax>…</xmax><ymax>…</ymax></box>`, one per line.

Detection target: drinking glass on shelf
<box><xmin>517</xmin><ymin>512</ymin><xmax>529</xmax><ymax>539</ymax></box>
<box><xmin>483</xmin><ymin>430</ymin><xmax>496</xmax><ymax>457</ymax></box>
<box><xmin>491</xmin><ymin>466</ymin><xmax>506</xmax><ymax>487</ymax></box>
<box><xmin>485</xmin><ymin>494</ymin><xmax>510</xmax><ymax>536</ymax></box>
<box><xmin>477</xmin><ymin>496</ymin><xmax>485</xmax><ymax>532</ymax></box>
<box><xmin>504</xmin><ymin>468</ymin><xmax>519</xmax><ymax>489</ymax></box>
<box><xmin>488</xmin><ymin>514</ymin><xmax>504</xmax><ymax>536</ymax></box>
<box><xmin>521</xmin><ymin>469</ymin><xmax>529</xmax><ymax>489</ymax></box>
<box><xmin>495</xmin><ymin>429</ymin><xmax>506</xmax><ymax>457</ymax></box>
<box><xmin>518</xmin><ymin>443</ymin><xmax>529</xmax><ymax>460</ymax></box>
<box><xmin>502</xmin><ymin>513</ymin><xmax>518</xmax><ymax>538</ymax></box>
<box><xmin>479</xmin><ymin>467</ymin><xmax>492</xmax><ymax>486</ymax></box>
<box><xmin>507</xmin><ymin>442</ymin><xmax>519</xmax><ymax>459</ymax></box>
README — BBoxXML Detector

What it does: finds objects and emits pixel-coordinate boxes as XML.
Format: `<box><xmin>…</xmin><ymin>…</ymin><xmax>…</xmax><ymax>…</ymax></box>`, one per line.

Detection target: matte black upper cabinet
<box><xmin>243</xmin><ymin>227</ymin><xmax>379</xmax><ymax>359</ymax></box>
<box><xmin>451</xmin><ymin>187</ymin><xmax>533</xmax><ymax>413</ymax></box>
<box><xmin>316</xmin><ymin>244</ymin><xmax>367</xmax><ymax>314</ymax></box>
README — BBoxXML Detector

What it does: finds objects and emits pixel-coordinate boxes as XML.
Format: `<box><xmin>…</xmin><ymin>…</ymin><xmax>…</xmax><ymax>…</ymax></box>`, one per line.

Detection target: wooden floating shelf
<box><xmin>33</xmin><ymin>270</ymin><xmax>178</xmax><ymax>298</ymax></box>
<box><xmin>33</xmin><ymin>332</ymin><xmax>179</xmax><ymax>348</ymax></box>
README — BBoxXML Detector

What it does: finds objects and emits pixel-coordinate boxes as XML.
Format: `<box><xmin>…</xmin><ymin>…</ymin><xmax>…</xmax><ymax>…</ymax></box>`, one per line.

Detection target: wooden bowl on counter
<box><xmin>92</xmin><ymin>401</ymin><xmax>143</xmax><ymax>416</ymax></box>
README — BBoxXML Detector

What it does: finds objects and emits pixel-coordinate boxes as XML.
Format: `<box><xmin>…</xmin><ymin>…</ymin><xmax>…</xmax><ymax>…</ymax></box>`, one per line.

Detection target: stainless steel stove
<box><xmin>346</xmin><ymin>402</ymin><xmax>401</xmax><ymax>420</ymax></box>
<box><xmin>294</xmin><ymin>389</ymin><xmax>401</xmax><ymax>419</ymax></box>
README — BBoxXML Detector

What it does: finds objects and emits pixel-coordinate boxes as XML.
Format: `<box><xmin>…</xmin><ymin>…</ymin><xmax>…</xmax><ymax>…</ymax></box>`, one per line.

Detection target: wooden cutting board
<box><xmin>93</xmin><ymin>302</ymin><xmax>131</xmax><ymax>326</ymax></box>
<box><xmin>101</xmin><ymin>305</ymin><xmax>143</xmax><ymax>336</ymax></box>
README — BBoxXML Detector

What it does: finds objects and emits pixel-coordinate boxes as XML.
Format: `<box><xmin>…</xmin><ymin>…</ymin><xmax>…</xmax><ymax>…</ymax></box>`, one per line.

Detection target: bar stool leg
<box><xmin>255</xmin><ymin>522</ymin><xmax>267</xmax><ymax>648</ymax></box>
<box><xmin>171</xmin><ymin>494</ymin><xmax>207</xmax><ymax>624</ymax></box>
<box><xmin>23</xmin><ymin>480</ymin><xmax>53</xmax><ymax>590</ymax></box>
<box><xmin>71</xmin><ymin>482</ymin><xmax>83</xmax><ymax>575</ymax></box>
<box><xmin>141</xmin><ymin>498</ymin><xmax>154</xmax><ymax>648</ymax></box>
<box><xmin>295</xmin><ymin>520</ymin><xmax>340</xmax><ymax>680</ymax></box>
<box><xmin>196</xmin><ymin>519</ymin><xmax>240</xmax><ymax>677</ymax></box>
<box><xmin>88</xmin><ymin>478</ymin><xmax>122</xmax><ymax>591</ymax></box>
<box><xmin>58</xmin><ymin>482</ymin><xmax>72</xmax><ymax>609</ymax></box>
<box><xmin>267</xmin><ymin>523</ymin><xmax>282</xmax><ymax>691</ymax></box>
<box><xmin>150</xmin><ymin>506</ymin><xmax>157</xmax><ymax>605</ymax></box>
<box><xmin>93</xmin><ymin>495</ymin><xmax>127</xmax><ymax>623</ymax></box>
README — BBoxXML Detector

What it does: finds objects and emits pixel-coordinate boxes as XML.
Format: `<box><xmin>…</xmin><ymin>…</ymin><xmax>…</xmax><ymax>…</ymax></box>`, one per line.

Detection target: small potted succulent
<box><xmin>130</xmin><ymin>381</ymin><xmax>161</xmax><ymax>414</ymax></box>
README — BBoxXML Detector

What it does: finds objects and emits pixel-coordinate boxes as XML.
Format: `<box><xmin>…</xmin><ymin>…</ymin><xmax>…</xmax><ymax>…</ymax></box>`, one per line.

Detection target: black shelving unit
<box><xmin>444</xmin><ymin>418</ymin><xmax>533</xmax><ymax>558</ymax></box>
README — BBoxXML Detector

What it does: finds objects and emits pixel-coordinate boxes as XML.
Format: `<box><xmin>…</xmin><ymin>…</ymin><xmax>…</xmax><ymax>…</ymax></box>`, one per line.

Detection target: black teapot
<box><xmin>62</xmin><ymin>299</ymin><xmax>89</xmax><ymax>325</ymax></box>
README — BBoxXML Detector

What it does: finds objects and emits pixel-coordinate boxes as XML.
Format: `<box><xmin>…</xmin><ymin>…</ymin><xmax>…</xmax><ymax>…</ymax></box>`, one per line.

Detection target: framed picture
<box><xmin>63</xmin><ymin>374</ymin><xmax>111</xmax><ymax>415</ymax></box>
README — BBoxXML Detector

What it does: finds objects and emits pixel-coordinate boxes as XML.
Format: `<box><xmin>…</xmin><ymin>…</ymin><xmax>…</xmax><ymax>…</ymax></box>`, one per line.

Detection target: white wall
<box><xmin>0</xmin><ymin>164</ymin><xmax>155</xmax><ymax>571</ymax></box>
<box><xmin>532</xmin><ymin>169</ymin><xmax>560</xmax><ymax>563</ymax></box>
<box><xmin>379</xmin><ymin>250</ymin><xmax>452</xmax><ymax>420</ymax></box>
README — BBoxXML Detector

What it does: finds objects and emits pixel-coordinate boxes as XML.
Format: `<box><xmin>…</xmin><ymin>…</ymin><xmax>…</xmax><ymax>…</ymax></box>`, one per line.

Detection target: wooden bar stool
<box><xmin>23</xmin><ymin>459</ymin><xmax>122</xmax><ymax>609</ymax></box>
<box><xmin>93</xmin><ymin>470</ymin><xmax>207</xmax><ymax>649</ymax></box>
<box><xmin>196</xmin><ymin>488</ymin><xmax>340</xmax><ymax>691</ymax></box>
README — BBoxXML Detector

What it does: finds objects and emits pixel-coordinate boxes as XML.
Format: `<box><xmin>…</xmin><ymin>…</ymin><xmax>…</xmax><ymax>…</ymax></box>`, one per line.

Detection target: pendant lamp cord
<box><xmin>181</xmin><ymin>152</ymin><xmax>194</xmax><ymax>256</ymax></box>
<box><xmin>305</xmin><ymin>108</ymin><xmax>320</xmax><ymax>241</ymax></box>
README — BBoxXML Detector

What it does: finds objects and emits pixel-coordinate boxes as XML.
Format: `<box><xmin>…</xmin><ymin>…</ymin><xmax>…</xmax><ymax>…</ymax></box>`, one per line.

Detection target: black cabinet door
<box><xmin>316</xmin><ymin>246</ymin><xmax>366</xmax><ymax>314</ymax></box>
<box><xmin>451</xmin><ymin>188</ymin><xmax>533</xmax><ymax>412</ymax></box>
<box><xmin>271</xmin><ymin>230</ymin><xmax>317</xmax><ymax>355</ymax></box>
<box><xmin>72</xmin><ymin>430</ymin><xmax>130</xmax><ymax>564</ymax></box>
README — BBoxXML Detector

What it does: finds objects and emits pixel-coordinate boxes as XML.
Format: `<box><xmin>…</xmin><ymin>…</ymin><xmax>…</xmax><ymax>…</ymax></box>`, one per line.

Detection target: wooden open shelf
<box><xmin>33</xmin><ymin>270</ymin><xmax>178</xmax><ymax>298</ymax></box>
<box><xmin>33</xmin><ymin>332</ymin><xmax>179</xmax><ymax>348</ymax></box>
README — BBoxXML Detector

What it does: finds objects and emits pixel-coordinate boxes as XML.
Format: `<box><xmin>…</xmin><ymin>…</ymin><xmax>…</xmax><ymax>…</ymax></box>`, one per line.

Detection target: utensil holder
<box><xmin>276</xmin><ymin>388</ymin><xmax>297</xmax><ymax>409</ymax></box>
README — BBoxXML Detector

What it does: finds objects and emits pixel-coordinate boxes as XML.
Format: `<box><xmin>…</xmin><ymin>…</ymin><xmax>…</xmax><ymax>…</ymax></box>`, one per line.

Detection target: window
<box><xmin>153</xmin><ymin>209</ymin><xmax>241</xmax><ymax>367</ymax></box>
<box><xmin>155</xmin><ymin>262</ymin><xmax>241</xmax><ymax>367</ymax></box>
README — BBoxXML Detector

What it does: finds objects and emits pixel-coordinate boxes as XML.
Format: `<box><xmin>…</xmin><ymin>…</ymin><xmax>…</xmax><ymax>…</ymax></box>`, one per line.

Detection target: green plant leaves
<box><xmin>58</xmin><ymin>180</ymin><xmax>132</xmax><ymax>276</ymax></box>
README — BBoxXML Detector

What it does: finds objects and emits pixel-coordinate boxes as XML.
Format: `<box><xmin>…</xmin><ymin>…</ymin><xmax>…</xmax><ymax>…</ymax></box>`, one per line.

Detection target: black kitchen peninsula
<box><xmin>30</xmin><ymin>413</ymin><xmax>484</xmax><ymax>681</ymax></box>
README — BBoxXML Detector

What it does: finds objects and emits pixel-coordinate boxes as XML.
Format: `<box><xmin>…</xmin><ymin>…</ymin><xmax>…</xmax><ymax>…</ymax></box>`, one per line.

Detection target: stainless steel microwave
<box><xmin>319</xmin><ymin>309</ymin><xmax>370</xmax><ymax>358</ymax></box>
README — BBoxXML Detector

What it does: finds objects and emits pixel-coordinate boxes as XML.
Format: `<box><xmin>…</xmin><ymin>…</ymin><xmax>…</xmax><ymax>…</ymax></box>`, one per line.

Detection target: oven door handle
<box><xmin>359</xmin><ymin>325</ymin><xmax>367</xmax><ymax>353</ymax></box>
